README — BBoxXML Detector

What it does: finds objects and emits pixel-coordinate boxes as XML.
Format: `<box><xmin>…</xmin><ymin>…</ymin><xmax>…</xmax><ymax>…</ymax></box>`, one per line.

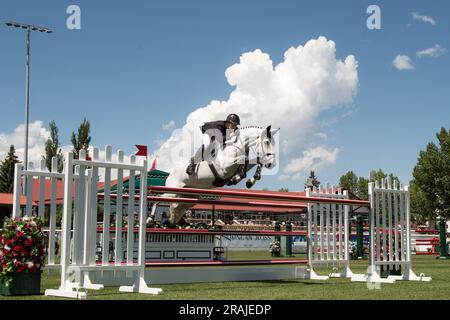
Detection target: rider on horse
<box><xmin>186</xmin><ymin>113</ymin><xmax>240</xmax><ymax>175</ymax></box>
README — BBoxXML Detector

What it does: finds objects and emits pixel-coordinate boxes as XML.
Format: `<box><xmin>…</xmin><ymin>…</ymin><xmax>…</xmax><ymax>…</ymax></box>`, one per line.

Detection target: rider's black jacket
<box><xmin>201</xmin><ymin>120</ymin><xmax>228</xmax><ymax>146</ymax></box>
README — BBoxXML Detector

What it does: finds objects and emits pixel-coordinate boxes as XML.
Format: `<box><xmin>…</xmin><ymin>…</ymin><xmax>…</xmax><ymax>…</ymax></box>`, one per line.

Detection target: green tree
<box><xmin>410</xmin><ymin>180</ymin><xmax>434</xmax><ymax>224</ymax></box>
<box><xmin>339</xmin><ymin>171</ymin><xmax>369</xmax><ymax>200</ymax></box>
<box><xmin>369</xmin><ymin>169</ymin><xmax>400</xmax><ymax>188</ymax></box>
<box><xmin>356</xmin><ymin>177</ymin><xmax>369</xmax><ymax>200</ymax></box>
<box><xmin>339</xmin><ymin>170</ymin><xmax>398</xmax><ymax>200</ymax></box>
<box><xmin>43</xmin><ymin>120</ymin><xmax>64</xmax><ymax>172</ymax></box>
<box><xmin>0</xmin><ymin>145</ymin><xmax>20</xmax><ymax>193</ymax></box>
<box><xmin>339</xmin><ymin>171</ymin><xmax>358</xmax><ymax>192</ymax></box>
<box><xmin>71</xmin><ymin>118</ymin><xmax>91</xmax><ymax>159</ymax></box>
<box><xmin>278</xmin><ymin>188</ymin><xmax>289</xmax><ymax>192</ymax></box>
<box><xmin>411</xmin><ymin>127</ymin><xmax>450</xmax><ymax>221</ymax></box>
<box><xmin>305</xmin><ymin>171</ymin><xmax>320</xmax><ymax>190</ymax></box>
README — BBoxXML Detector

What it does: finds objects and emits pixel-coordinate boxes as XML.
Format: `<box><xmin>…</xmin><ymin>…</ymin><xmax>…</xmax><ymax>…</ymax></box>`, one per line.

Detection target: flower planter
<box><xmin>0</xmin><ymin>272</ymin><xmax>41</xmax><ymax>296</ymax></box>
<box><xmin>0</xmin><ymin>216</ymin><xmax>46</xmax><ymax>296</ymax></box>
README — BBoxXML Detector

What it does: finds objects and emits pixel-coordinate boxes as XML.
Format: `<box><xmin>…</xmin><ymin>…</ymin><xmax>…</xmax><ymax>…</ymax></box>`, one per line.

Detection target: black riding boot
<box><xmin>186</xmin><ymin>145</ymin><xmax>205</xmax><ymax>175</ymax></box>
<box><xmin>186</xmin><ymin>157</ymin><xmax>195</xmax><ymax>175</ymax></box>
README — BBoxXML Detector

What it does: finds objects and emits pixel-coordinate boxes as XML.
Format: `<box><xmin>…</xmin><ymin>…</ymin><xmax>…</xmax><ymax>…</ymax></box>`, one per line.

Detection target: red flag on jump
<box><xmin>150</xmin><ymin>157</ymin><xmax>157</xmax><ymax>171</ymax></box>
<box><xmin>135</xmin><ymin>145</ymin><xmax>148</xmax><ymax>157</ymax></box>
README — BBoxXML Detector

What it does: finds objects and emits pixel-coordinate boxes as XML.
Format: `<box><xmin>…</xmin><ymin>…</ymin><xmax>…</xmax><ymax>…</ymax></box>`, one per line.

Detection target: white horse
<box><xmin>151</xmin><ymin>125</ymin><xmax>279</xmax><ymax>224</ymax></box>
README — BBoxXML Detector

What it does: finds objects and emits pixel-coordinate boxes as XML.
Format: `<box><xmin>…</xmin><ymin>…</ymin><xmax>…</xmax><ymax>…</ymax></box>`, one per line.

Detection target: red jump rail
<box><xmin>149</xmin><ymin>186</ymin><xmax>371</xmax><ymax>207</ymax></box>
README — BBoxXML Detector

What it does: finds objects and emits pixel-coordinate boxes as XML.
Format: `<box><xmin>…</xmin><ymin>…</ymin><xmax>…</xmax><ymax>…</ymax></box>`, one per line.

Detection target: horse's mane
<box><xmin>240</xmin><ymin>125</ymin><xmax>264</xmax><ymax>130</ymax></box>
<box><xmin>237</xmin><ymin>126</ymin><xmax>266</xmax><ymax>141</ymax></box>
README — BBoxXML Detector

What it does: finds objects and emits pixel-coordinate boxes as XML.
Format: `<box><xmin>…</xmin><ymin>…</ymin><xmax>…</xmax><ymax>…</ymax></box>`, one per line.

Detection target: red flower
<box><xmin>15</xmin><ymin>231</ymin><xmax>24</xmax><ymax>238</ymax></box>
<box><xmin>1</xmin><ymin>217</ymin><xmax>45</xmax><ymax>276</ymax></box>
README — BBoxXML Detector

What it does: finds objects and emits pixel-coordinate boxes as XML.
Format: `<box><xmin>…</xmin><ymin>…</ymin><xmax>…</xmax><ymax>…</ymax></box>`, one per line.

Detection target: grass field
<box><xmin>1</xmin><ymin>253</ymin><xmax>449</xmax><ymax>300</ymax></box>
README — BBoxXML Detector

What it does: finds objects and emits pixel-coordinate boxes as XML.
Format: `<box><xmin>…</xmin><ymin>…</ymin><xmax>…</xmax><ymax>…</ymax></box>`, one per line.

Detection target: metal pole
<box><xmin>25</xmin><ymin>26</ymin><xmax>30</xmax><ymax>170</ymax></box>
<box><xmin>23</xmin><ymin>27</ymin><xmax>31</xmax><ymax>195</ymax></box>
<box><xmin>274</xmin><ymin>221</ymin><xmax>281</xmax><ymax>257</ymax></box>
<box><xmin>285</xmin><ymin>220</ymin><xmax>292</xmax><ymax>257</ymax></box>
<box><xmin>438</xmin><ymin>216</ymin><xmax>449</xmax><ymax>259</ymax></box>
<box><xmin>356</xmin><ymin>215</ymin><xmax>364</xmax><ymax>259</ymax></box>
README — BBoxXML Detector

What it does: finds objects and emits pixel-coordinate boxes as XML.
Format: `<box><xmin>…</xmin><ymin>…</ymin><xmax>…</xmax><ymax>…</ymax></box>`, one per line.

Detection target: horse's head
<box><xmin>257</xmin><ymin>125</ymin><xmax>279</xmax><ymax>169</ymax></box>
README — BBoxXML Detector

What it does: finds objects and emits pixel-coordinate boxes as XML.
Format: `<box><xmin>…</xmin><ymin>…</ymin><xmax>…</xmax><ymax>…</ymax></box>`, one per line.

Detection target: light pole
<box><xmin>5</xmin><ymin>21</ymin><xmax>52</xmax><ymax>173</ymax></box>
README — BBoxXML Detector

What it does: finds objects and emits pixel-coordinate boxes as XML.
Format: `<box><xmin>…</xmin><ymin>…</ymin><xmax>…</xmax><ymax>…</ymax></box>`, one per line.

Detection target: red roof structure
<box><xmin>30</xmin><ymin>179</ymin><xmax>67</xmax><ymax>204</ymax></box>
<box><xmin>0</xmin><ymin>193</ymin><xmax>33</xmax><ymax>206</ymax></box>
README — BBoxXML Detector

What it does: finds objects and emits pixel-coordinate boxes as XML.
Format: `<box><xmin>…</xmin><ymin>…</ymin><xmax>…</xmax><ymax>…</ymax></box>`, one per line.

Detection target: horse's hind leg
<box><xmin>149</xmin><ymin>202</ymin><xmax>158</xmax><ymax>218</ymax></box>
<box><xmin>169</xmin><ymin>203</ymin><xmax>185</xmax><ymax>225</ymax></box>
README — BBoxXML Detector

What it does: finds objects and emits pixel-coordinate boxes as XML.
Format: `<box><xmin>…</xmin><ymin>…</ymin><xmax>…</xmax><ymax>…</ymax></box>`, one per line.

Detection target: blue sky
<box><xmin>1</xmin><ymin>0</ymin><xmax>449</xmax><ymax>191</ymax></box>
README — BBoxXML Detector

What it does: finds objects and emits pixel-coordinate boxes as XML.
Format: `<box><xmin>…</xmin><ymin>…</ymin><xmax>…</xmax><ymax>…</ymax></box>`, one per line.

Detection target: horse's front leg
<box><xmin>246</xmin><ymin>165</ymin><xmax>262</xmax><ymax>189</ymax></box>
<box><xmin>227</xmin><ymin>165</ymin><xmax>247</xmax><ymax>185</ymax></box>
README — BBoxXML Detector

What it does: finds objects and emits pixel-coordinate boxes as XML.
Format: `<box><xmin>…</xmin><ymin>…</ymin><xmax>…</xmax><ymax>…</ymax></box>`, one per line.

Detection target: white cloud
<box><xmin>315</xmin><ymin>132</ymin><xmax>328</xmax><ymax>141</ymax></box>
<box><xmin>0</xmin><ymin>123</ymin><xmax>145</xmax><ymax>182</ymax></box>
<box><xmin>152</xmin><ymin>37</ymin><xmax>358</xmax><ymax>172</ymax></box>
<box><xmin>280</xmin><ymin>146</ymin><xmax>340</xmax><ymax>181</ymax></box>
<box><xmin>154</xmin><ymin>134</ymin><xmax>166</xmax><ymax>147</ymax></box>
<box><xmin>162</xmin><ymin>120</ymin><xmax>176</xmax><ymax>131</ymax></box>
<box><xmin>0</xmin><ymin>121</ymin><xmax>50</xmax><ymax>166</ymax></box>
<box><xmin>412</xmin><ymin>12</ymin><xmax>436</xmax><ymax>25</ymax></box>
<box><xmin>417</xmin><ymin>44</ymin><xmax>447</xmax><ymax>58</ymax></box>
<box><xmin>393</xmin><ymin>55</ymin><xmax>414</xmax><ymax>70</ymax></box>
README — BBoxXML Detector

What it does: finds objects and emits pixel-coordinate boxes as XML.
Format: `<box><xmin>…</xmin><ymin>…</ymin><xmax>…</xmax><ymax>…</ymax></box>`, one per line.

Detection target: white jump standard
<box><xmin>43</xmin><ymin>148</ymin><xmax>163</xmax><ymax>299</ymax></box>
<box><xmin>351</xmin><ymin>180</ymin><xmax>432</xmax><ymax>283</ymax></box>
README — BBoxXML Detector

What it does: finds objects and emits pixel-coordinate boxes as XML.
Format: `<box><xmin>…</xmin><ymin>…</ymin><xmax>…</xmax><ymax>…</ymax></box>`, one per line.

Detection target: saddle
<box><xmin>206</xmin><ymin>136</ymin><xmax>249</xmax><ymax>187</ymax></box>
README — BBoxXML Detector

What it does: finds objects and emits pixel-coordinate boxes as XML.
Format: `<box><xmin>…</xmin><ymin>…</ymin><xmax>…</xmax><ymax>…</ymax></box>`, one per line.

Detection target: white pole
<box><xmin>60</xmin><ymin>152</ymin><xmax>74</xmax><ymax>287</ymax></box>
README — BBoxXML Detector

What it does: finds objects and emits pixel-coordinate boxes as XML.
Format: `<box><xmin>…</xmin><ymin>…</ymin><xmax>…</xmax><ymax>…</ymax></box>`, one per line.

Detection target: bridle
<box><xmin>233</xmin><ymin>131</ymin><xmax>274</xmax><ymax>167</ymax></box>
